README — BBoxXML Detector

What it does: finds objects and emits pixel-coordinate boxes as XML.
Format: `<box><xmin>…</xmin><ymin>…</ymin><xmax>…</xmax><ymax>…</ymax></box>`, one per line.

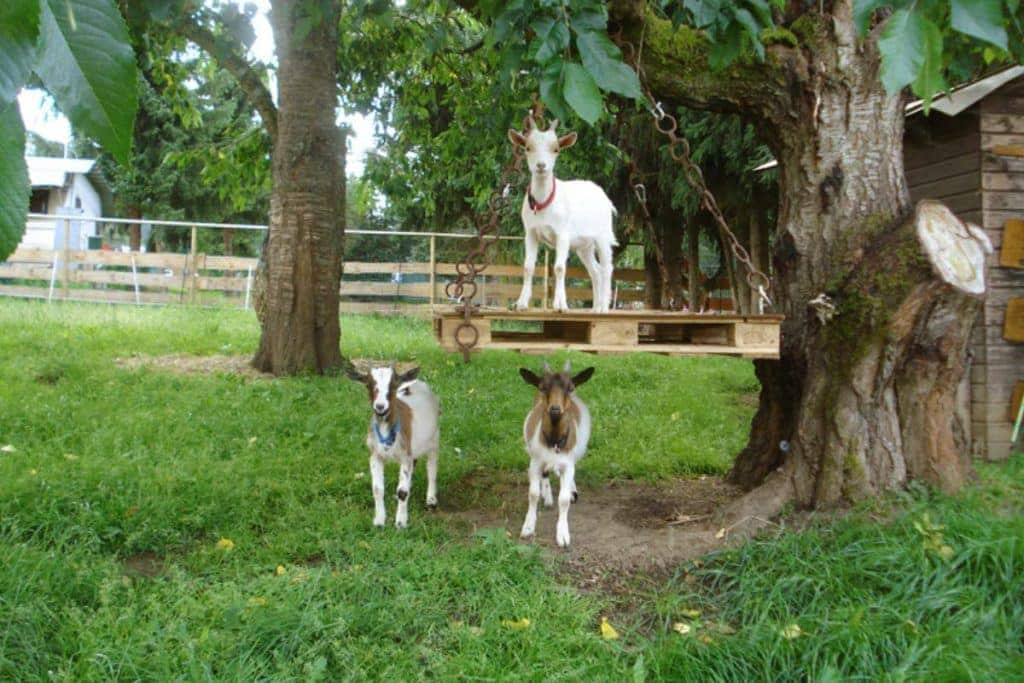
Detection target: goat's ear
<box><xmin>571</xmin><ymin>366</ymin><xmax>595</xmax><ymax>387</ymax></box>
<box><xmin>397</xmin><ymin>366</ymin><xmax>420</xmax><ymax>384</ymax></box>
<box><xmin>557</xmin><ymin>132</ymin><xmax>577</xmax><ymax>150</ymax></box>
<box><xmin>508</xmin><ymin>129</ymin><xmax>527</xmax><ymax>147</ymax></box>
<box><xmin>519</xmin><ymin>368</ymin><xmax>542</xmax><ymax>386</ymax></box>
<box><xmin>343</xmin><ymin>360</ymin><xmax>368</xmax><ymax>383</ymax></box>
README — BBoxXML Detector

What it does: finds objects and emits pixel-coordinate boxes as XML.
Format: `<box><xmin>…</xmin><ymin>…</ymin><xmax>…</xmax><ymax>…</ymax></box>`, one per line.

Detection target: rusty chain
<box><xmin>446</xmin><ymin>105</ymin><xmax>547</xmax><ymax>361</ymax></box>
<box><xmin>612</xmin><ymin>32</ymin><xmax>773</xmax><ymax>313</ymax></box>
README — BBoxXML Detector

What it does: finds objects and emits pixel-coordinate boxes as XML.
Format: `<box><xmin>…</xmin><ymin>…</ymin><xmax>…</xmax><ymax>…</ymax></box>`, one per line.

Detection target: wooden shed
<box><xmin>904</xmin><ymin>66</ymin><xmax>1024</xmax><ymax>461</ymax></box>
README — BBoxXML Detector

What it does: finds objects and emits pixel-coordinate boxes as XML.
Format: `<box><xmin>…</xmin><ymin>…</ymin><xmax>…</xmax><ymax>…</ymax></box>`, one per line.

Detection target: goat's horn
<box><xmin>542</xmin><ymin>361</ymin><xmax>551</xmax><ymax>373</ymax></box>
<box><xmin>549</xmin><ymin>118</ymin><xmax>559</xmax><ymax>132</ymax></box>
<box><xmin>563</xmin><ymin>358</ymin><xmax>571</xmax><ymax>373</ymax></box>
<box><xmin>524</xmin><ymin>113</ymin><xmax>535</xmax><ymax>131</ymax></box>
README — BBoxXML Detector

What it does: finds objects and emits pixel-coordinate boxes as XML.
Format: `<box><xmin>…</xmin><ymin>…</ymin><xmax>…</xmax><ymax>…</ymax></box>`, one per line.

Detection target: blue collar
<box><xmin>373</xmin><ymin>416</ymin><xmax>400</xmax><ymax>447</ymax></box>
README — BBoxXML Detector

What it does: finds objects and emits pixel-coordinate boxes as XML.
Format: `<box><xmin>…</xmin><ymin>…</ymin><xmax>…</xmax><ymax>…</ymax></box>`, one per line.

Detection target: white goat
<box><xmin>518</xmin><ymin>359</ymin><xmax>595</xmax><ymax>548</ymax></box>
<box><xmin>507</xmin><ymin>118</ymin><xmax>618</xmax><ymax>312</ymax></box>
<box><xmin>344</xmin><ymin>362</ymin><xmax>440</xmax><ymax>528</ymax></box>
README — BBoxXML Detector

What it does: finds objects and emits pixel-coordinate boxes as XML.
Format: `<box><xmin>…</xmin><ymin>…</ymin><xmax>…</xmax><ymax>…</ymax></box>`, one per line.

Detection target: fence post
<box><xmin>542</xmin><ymin>251</ymin><xmax>549</xmax><ymax>309</ymax></box>
<box><xmin>48</xmin><ymin>251</ymin><xmax>59</xmax><ymax>303</ymax></box>
<box><xmin>130</xmin><ymin>255</ymin><xmax>141</xmax><ymax>305</ymax></box>
<box><xmin>189</xmin><ymin>225</ymin><xmax>199</xmax><ymax>305</ymax></box>
<box><xmin>61</xmin><ymin>217</ymin><xmax>71</xmax><ymax>300</ymax></box>
<box><xmin>429</xmin><ymin>234</ymin><xmax>436</xmax><ymax>312</ymax></box>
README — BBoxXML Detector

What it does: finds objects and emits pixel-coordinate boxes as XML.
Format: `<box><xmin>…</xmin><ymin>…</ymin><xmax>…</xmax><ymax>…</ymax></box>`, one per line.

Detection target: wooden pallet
<box><xmin>433</xmin><ymin>307</ymin><xmax>783</xmax><ymax>359</ymax></box>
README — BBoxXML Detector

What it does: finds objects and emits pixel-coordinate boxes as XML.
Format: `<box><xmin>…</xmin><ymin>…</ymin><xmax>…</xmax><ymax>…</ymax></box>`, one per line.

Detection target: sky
<box><xmin>17</xmin><ymin>0</ymin><xmax>376</xmax><ymax>175</ymax></box>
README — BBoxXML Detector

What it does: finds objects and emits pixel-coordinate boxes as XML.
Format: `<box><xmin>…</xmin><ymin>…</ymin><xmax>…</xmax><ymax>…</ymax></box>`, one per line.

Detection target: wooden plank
<box><xmin>983</xmin><ymin>191</ymin><xmax>1024</xmax><ymax>212</ymax></box>
<box><xmin>436</xmin><ymin>316</ymin><xmax>491</xmax><ymax>352</ymax></box>
<box><xmin>732</xmin><ymin>322</ymin><xmax>782</xmax><ymax>348</ymax></box>
<box><xmin>1012</xmin><ymin>381</ymin><xmax>1024</xmax><ymax>429</ymax></box>
<box><xmin>941</xmin><ymin>190</ymin><xmax>983</xmax><ymax>214</ymax></box>
<box><xmin>0</xmin><ymin>264</ymin><xmax>54</xmax><ymax>280</ymax></box>
<box><xmin>906</xmin><ymin>129</ymin><xmax>979</xmax><ymax>168</ymax></box>
<box><xmin>480</xmin><ymin>340</ymin><xmax>779</xmax><ymax>359</ymax></box>
<box><xmin>982</xmin><ymin>152</ymin><xmax>1024</xmax><ymax>174</ymax></box>
<box><xmin>911</xmin><ymin>171</ymin><xmax>978</xmax><ymax>200</ymax></box>
<box><xmin>6</xmin><ymin>247</ymin><xmax>55</xmax><ymax>263</ymax></box>
<box><xmin>588</xmin><ymin>320</ymin><xmax>639</xmax><ymax>346</ymax></box>
<box><xmin>202</xmin><ymin>255</ymin><xmax>258</xmax><ymax>271</ymax></box>
<box><xmin>989</xmin><ymin>144</ymin><xmax>1024</xmax><ymax>158</ymax></box>
<box><xmin>906</xmin><ymin>152</ymin><xmax>979</xmax><ymax>187</ymax></box>
<box><xmin>1003</xmin><ymin>297</ymin><xmax>1024</xmax><ymax>342</ymax></box>
<box><xmin>981</xmin><ymin>113</ymin><xmax>1024</xmax><ymax>135</ymax></box>
<box><xmin>982</xmin><ymin>96</ymin><xmax>1024</xmax><ymax>115</ymax></box>
<box><xmin>982</xmin><ymin>172</ymin><xmax>1024</xmax><ymax>192</ymax></box>
<box><xmin>1000</xmin><ymin>219</ymin><xmax>1024</xmax><ymax>269</ymax></box>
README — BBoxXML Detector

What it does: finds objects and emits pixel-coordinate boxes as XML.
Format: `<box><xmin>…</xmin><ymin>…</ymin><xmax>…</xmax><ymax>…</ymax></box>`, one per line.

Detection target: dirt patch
<box><xmin>447</xmin><ymin>471</ymin><xmax>744</xmax><ymax>576</ymax></box>
<box><xmin>116</xmin><ymin>353</ymin><xmax>275</xmax><ymax>380</ymax></box>
<box><xmin>123</xmin><ymin>551</ymin><xmax>166</xmax><ymax>578</ymax></box>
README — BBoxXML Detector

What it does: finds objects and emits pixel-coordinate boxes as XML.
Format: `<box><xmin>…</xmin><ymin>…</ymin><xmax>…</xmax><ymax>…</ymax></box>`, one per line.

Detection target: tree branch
<box><xmin>178</xmin><ymin>16</ymin><xmax>279</xmax><ymax>144</ymax></box>
<box><xmin>608</xmin><ymin>1</ymin><xmax>789</xmax><ymax>123</ymax></box>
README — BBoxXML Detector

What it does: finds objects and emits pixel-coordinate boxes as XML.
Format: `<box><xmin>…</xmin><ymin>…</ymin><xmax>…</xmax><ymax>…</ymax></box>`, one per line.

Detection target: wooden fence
<box><xmin>1</xmin><ymin>215</ymin><xmax>736</xmax><ymax>315</ymax></box>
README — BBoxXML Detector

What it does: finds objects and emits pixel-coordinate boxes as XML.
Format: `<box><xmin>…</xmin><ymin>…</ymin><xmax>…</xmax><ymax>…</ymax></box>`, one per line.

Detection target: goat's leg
<box><xmin>597</xmin><ymin>240</ymin><xmax>614</xmax><ymax>312</ymax></box>
<box><xmin>556</xmin><ymin>461</ymin><xmax>576</xmax><ymax>547</ymax></box>
<box><xmin>515</xmin><ymin>230</ymin><xmax>539</xmax><ymax>310</ymax></box>
<box><xmin>425</xmin><ymin>450</ymin><xmax>439</xmax><ymax>509</ymax></box>
<box><xmin>369</xmin><ymin>455</ymin><xmax>386</xmax><ymax>527</ymax></box>
<box><xmin>395</xmin><ymin>458</ymin><xmax>413</xmax><ymax>528</ymax></box>
<box><xmin>577</xmin><ymin>244</ymin><xmax>602</xmax><ymax>312</ymax></box>
<box><xmin>551</xmin><ymin>235</ymin><xmax>571</xmax><ymax>312</ymax></box>
<box><xmin>520</xmin><ymin>459</ymin><xmax>543</xmax><ymax>538</ymax></box>
<box><xmin>541</xmin><ymin>468</ymin><xmax>554</xmax><ymax>507</ymax></box>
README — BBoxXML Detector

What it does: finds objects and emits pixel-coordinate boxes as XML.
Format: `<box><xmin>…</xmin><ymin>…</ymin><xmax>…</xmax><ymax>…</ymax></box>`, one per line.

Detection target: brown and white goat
<box><xmin>345</xmin><ymin>362</ymin><xmax>440</xmax><ymax>528</ymax></box>
<box><xmin>518</xmin><ymin>360</ymin><xmax>595</xmax><ymax>548</ymax></box>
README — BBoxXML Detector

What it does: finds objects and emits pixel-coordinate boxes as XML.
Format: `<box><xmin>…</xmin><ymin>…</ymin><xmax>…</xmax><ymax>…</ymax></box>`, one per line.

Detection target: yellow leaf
<box><xmin>63</xmin><ymin>453</ymin><xmax>78</xmax><ymax>461</ymax></box>
<box><xmin>780</xmin><ymin>623</ymin><xmax>804</xmax><ymax>640</ymax></box>
<box><xmin>502</xmin><ymin>618</ymin><xmax>531</xmax><ymax>630</ymax></box>
<box><xmin>600</xmin><ymin>616</ymin><xmax>620</xmax><ymax>640</ymax></box>
<box><xmin>28</xmin><ymin>469</ymin><xmax>38</xmax><ymax>476</ymax></box>
<box><xmin>673</xmin><ymin>622</ymin><xmax>692</xmax><ymax>635</ymax></box>
<box><xmin>680</xmin><ymin>608</ymin><xmax>700</xmax><ymax>619</ymax></box>
<box><xmin>248</xmin><ymin>596</ymin><xmax>267</xmax><ymax>607</ymax></box>
<box><xmin>670</xmin><ymin>412</ymin><xmax>680</xmax><ymax>421</ymax></box>
<box><xmin>938</xmin><ymin>545</ymin><xmax>954</xmax><ymax>561</ymax></box>
<box><xmin>698</xmin><ymin>633</ymin><xmax>714</xmax><ymax>644</ymax></box>
<box><xmin>247</xmin><ymin>437</ymin><xmax>257</xmax><ymax>446</ymax></box>
<box><xmin>354</xmin><ymin>472</ymin><xmax>365</xmax><ymax>479</ymax></box>
<box><xmin>351</xmin><ymin>564</ymin><xmax>364</xmax><ymax>572</ymax></box>
<box><xmin>215</xmin><ymin>538</ymin><xmax>235</xmax><ymax>551</ymax></box>
<box><xmin>358</xmin><ymin>541</ymin><xmax>372</xmax><ymax>550</ymax></box>
<box><xmin>715</xmin><ymin>528</ymin><xmax>727</xmax><ymax>539</ymax></box>
<box><xmin>275</xmin><ymin>565</ymin><xmax>287</xmax><ymax>576</ymax></box>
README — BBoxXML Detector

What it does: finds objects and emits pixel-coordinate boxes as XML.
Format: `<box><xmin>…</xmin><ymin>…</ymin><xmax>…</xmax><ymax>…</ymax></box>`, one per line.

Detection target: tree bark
<box><xmin>252</xmin><ymin>1</ymin><xmax>344</xmax><ymax>375</ymax></box>
<box><xmin>614</xmin><ymin>1</ymin><xmax>986</xmax><ymax>512</ymax></box>
<box><xmin>687</xmin><ymin>221</ymin><xmax>699</xmax><ymax>311</ymax></box>
<box><xmin>127</xmin><ymin>204</ymin><xmax>142</xmax><ymax>252</ymax></box>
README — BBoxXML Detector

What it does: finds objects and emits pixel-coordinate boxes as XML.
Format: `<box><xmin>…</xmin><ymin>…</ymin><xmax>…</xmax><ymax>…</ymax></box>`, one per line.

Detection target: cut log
<box><xmin>916</xmin><ymin>200</ymin><xmax>993</xmax><ymax>296</ymax></box>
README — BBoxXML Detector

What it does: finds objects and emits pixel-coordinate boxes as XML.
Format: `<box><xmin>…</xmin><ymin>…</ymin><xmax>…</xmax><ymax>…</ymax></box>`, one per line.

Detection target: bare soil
<box><xmin>446</xmin><ymin>470</ymin><xmax>745</xmax><ymax>576</ymax></box>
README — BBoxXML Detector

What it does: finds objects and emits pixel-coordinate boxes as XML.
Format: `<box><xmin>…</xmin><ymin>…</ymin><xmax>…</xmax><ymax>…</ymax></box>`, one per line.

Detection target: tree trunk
<box><xmin>252</xmin><ymin>1</ymin><xmax>344</xmax><ymax>375</ymax></box>
<box><xmin>687</xmin><ymin>221</ymin><xmax>699</xmax><ymax>311</ymax></box>
<box><xmin>222</xmin><ymin>227</ymin><xmax>234</xmax><ymax>256</ymax></box>
<box><xmin>612</xmin><ymin>1</ymin><xmax>988</xmax><ymax>513</ymax></box>
<box><xmin>661</xmin><ymin>214</ymin><xmax>684</xmax><ymax>309</ymax></box>
<box><xmin>643</xmin><ymin>249</ymin><xmax>663</xmax><ymax>308</ymax></box>
<box><xmin>127</xmin><ymin>204</ymin><xmax>141</xmax><ymax>252</ymax></box>
<box><xmin>726</xmin><ymin>16</ymin><xmax>983</xmax><ymax>510</ymax></box>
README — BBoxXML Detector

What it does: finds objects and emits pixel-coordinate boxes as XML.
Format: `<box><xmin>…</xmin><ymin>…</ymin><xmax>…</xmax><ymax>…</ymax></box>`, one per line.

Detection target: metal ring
<box><xmin>454</xmin><ymin>322</ymin><xmax>479</xmax><ymax>349</ymax></box>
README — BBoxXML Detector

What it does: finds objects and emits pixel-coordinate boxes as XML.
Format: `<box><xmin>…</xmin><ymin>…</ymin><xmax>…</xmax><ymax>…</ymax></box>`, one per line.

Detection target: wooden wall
<box><xmin>978</xmin><ymin>78</ymin><xmax>1024</xmax><ymax>460</ymax></box>
<box><xmin>904</xmin><ymin>77</ymin><xmax>1024</xmax><ymax>461</ymax></box>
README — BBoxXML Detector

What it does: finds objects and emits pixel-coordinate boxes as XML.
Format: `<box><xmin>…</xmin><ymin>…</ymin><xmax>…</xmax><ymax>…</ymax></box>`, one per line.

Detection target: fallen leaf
<box><xmin>938</xmin><ymin>544</ymin><xmax>954</xmax><ymax>561</ymax></box>
<box><xmin>468</xmin><ymin>626</ymin><xmax>484</xmax><ymax>636</ymax></box>
<box><xmin>275</xmin><ymin>565</ymin><xmax>287</xmax><ymax>576</ymax></box>
<box><xmin>1</xmin><ymin>444</ymin><xmax>16</xmax><ymax>453</ymax></box>
<box><xmin>780</xmin><ymin>623</ymin><xmax>804</xmax><ymax>640</ymax></box>
<box><xmin>248</xmin><ymin>596</ymin><xmax>267</xmax><ymax>607</ymax></box>
<box><xmin>247</xmin><ymin>437</ymin><xmax>257</xmax><ymax>446</ymax></box>
<box><xmin>680</xmin><ymin>608</ymin><xmax>701</xmax><ymax>619</ymax></box>
<box><xmin>715</xmin><ymin>528</ymin><xmax>727</xmax><ymax>539</ymax></box>
<box><xmin>670</xmin><ymin>412</ymin><xmax>680</xmax><ymax>421</ymax></box>
<box><xmin>358</xmin><ymin>540</ymin><xmax>372</xmax><ymax>550</ymax></box>
<box><xmin>28</xmin><ymin>469</ymin><xmax>38</xmax><ymax>476</ymax></box>
<box><xmin>64</xmin><ymin>453</ymin><xmax>78</xmax><ymax>461</ymax></box>
<box><xmin>502</xmin><ymin>618</ymin><xmax>531</xmax><ymax>630</ymax></box>
<box><xmin>673</xmin><ymin>622</ymin><xmax>692</xmax><ymax>635</ymax></box>
<box><xmin>354</xmin><ymin>472</ymin><xmax>365</xmax><ymax>479</ymax></box>
<box><xmin>600</xmin><ymin>616</ymin><xmax>620</xmax><ymax>640</ymax></box>
<box><xmin>698</xmin><ymin>633</ymin><xmax>714</xmax><ymax>644</ymax></box>
<box><xmin>215</xmin><ymin>538</ymin><xmax>235</xmax><ymax>552</ymax></box>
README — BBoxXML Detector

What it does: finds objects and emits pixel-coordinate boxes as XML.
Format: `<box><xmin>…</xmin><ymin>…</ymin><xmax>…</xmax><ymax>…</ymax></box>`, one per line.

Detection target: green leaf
<box><xmin>684</xmin><ymin>0</ymin><xmax>725</xmax><ymax>29</ymax></box>
<box><xmin>539</xmin><ymin>59</ymin><xmax>570</xmax><ymax>121</ymax></box>
<box><xmin>531</xmin><ymin>19</ymin><xmax>569</xmax><ymax>63</ymax></box>
<box><xmin>708</xmin><ymin>23</ymin><xmax>744</xmax><ymax>70</ymax></box>
<box><xmin>0</xmin><ymin>0</ymin><xmax>41</xmax><ymax>104</ymax></box>
<box><xmin>853</xmin><ymin>0</ymin><xmax>885</xmax><ymax>36</ymax></box>
<box><xmin>878</xmin><ymin>8</ymin><xmax>927</xmax><ymax>94</ymax></box>
<box><xmin>912</xmin><ymin>17</ymin><xmax>946</xmax><ymax>108</ymax></box>
<box><xmin>562</xmin><ymin>61</ymin><xmax>602</xmax><ymax>124</ymax></box>
<box><xmin>951</xmin><ymin>0</ymin><xmax>1008</xmax><ymax>50</ymax></box>
<box><xmin>732</xmin><ymin>8</ymin><xmax>764</xmax><ymax>60</ymax></box>
<box><xmin>0</xmin><ymin>101</ymin><xmax>28</xmax><ymax>261</ymax></box>
<box><xmin>571</xmin><ymin>9</ymin><xmax>607</xmax><ymax>32</ymax></box>
<box><xmin>34</xmin><ymin>0</ymin><xmax>138</xmax><ymax>164</ymax></box>
<box><xmin>575</xmin><ymin>31</ymin><xmax>644</xmax><ymax>100</ymax></box>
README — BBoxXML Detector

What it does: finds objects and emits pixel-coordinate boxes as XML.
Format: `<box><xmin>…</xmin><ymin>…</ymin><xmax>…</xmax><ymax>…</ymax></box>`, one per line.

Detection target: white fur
<box><xmin>510</xmin><ymin>125</ymin><xmax>617</xmax><ymax>312</ymax></box>
<box><xmin>520</xmin><ymin>393</ymin><xmax>591</xmax><ymax>548</ymax></box>
<box><xmin>362</xmin><ymin>368</ymin><xmax>440</xmax><ymax>529</ymax></box>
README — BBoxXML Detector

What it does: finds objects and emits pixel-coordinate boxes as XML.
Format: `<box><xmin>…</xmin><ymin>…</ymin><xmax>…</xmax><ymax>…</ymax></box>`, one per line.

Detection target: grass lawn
<box><xmin>0</xmin><ymin>299</ymin><xmax>1021</xmax><ymax>681</ymax></box>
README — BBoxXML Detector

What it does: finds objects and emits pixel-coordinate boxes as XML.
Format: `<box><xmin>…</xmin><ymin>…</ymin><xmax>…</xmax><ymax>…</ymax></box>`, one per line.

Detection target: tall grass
<box><xmin>0</xmin><ymin>299</ymin><xmax>1020</xmax><ymax>681</ymax></box>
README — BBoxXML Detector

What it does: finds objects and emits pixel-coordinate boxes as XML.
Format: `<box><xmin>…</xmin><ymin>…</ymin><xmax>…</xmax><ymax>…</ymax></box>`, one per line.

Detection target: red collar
<box><xmin>528</xmin><ymin>178</ymin><xmax>556</xmax><ymax>212</ymax></box>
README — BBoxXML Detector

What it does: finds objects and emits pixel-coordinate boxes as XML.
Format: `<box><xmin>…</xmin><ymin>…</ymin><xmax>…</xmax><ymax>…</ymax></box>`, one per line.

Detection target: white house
<box><xmin>21</xmin><ymin>156</ymin><xmax>110</xmax><ymax>250</ymax></box>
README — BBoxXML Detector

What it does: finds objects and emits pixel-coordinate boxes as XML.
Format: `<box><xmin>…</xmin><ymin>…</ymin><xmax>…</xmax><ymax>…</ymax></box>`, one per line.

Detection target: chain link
<box><xmin>613</xmin><ymin>32</ymin><xmax>773</xmax><ymax>306</ymax></box>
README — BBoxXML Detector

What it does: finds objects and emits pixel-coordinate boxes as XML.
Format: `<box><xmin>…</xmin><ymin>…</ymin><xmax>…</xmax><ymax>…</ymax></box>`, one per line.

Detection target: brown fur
<box><xmin>525</xmin><ymin>372</ymin><xmax>581</xmax><ymax>452</ymax></box>
<box><xmin>347</xmin><ymin>363</ymin><xmax>418</xmax><ymax>456</ymax></box>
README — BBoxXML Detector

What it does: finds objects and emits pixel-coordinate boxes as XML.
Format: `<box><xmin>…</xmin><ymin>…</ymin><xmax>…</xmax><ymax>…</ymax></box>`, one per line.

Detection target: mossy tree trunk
<box><xmin>252</xmin><ymin>1</ymin><xmax>345</xmax><ymax>375</ymax></box>
<box><xmin>614</xmin><ymin>1</ymin><xmax>984</xmax><ymax>512</ymax></box>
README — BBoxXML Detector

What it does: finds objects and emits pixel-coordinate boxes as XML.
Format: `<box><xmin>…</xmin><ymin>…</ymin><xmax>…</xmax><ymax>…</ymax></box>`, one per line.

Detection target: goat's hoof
<box><xmin>426</xmin><ymin>498</ymin><xmax>438</xmax><ymax>509</ymax></box>
<box><xmin>373</xmin><ymin>519</ymin><xmax>386</xmax><ymax>528</ymax></box>
<box><xmin>556</xmin><ymin>535</ymin><xmax>571</xmax><ymax>549</ymax></box>
<box><xmin>571</xmin><ymin>491</ymin><xmax>578</xmax><ymax>504</ymax></box>
<box><xmin>396</xmin><ymin>489</ymin><xmax>408</xmax><ymax>502</ymax></box>
<box><xmin>520</xmin><ymin>527</ymin><xmax>535</xmax><ymax>540</ymax></box>
<box><xmin>543</xmin><ymin>498</ymin><xmax>554</xmax><ymax>508</ymax></box>
<box><xmin>395</xmin><ymin>519</ymin><xmax>408</xmax><ymax>529</ymax></box>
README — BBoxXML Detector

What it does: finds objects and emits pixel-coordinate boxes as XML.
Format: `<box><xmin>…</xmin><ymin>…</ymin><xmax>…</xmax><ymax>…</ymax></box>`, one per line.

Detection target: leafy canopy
<box><xmin>0</xmin><ymin>0</ymin><xmax>138</xmax><ymax>260</ymax></box>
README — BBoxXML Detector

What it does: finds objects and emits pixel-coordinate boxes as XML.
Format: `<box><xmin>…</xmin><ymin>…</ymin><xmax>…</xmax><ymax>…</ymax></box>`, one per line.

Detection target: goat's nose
<box><xmin>374</xmin><ymin>402</ymin><xmax>387</xmax><ymax>412</ymax></box>
<box><xmin>549</xmin><ymin>405</ymin><xmax>562</xmax><ymax>419</ymax></box>
<box><xmin>535</xmin><ymin>162</ymin><xmax>547</xmax><ymax>171</ymax></box>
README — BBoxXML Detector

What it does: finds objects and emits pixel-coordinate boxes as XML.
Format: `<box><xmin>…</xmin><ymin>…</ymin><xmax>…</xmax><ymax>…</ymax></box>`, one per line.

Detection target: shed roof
<box><xmin>26</xmin><ymin>156</ymin><xmax>97</xmax><ymax>188</ymax></box>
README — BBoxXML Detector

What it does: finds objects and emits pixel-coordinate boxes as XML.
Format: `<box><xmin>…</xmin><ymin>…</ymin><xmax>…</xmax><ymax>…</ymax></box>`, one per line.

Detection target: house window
<box><xmin>75</xmin><ymin>197</ymin><xmax>82</xmax><ymax>209</ymax></box>
<box><xmin>29</xmin><ymin>189</ymin><xmax>48</xmax><ymax>214</ymax></box>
